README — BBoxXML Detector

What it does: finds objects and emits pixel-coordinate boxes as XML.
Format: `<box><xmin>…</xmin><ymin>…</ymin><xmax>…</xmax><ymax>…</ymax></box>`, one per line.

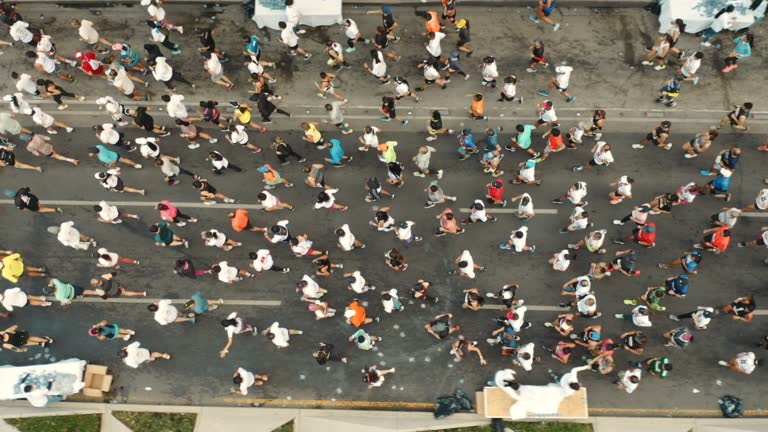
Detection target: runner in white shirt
<box><xmin>616</xmin><ymin>367</ymin><xmax>642</xmax><ymax>393</ymax></box>
<box><xmin>53</xmin><ymin>221</ymin><xmax>95</xmax><ymax>251</ymax></box>
<box><xmin>464</xmin><ymin>199</ymin><xmax>496</xmax><ymax>224</ymax></box>
<box><xmin>358</xmin><ymin>125</ymin><xmax>380</xmax><ymax>151</ymax></box>
<box><xmin>136</xmin><ymin>137</ymin><xmax>162</xmax><ymax>160</ymax></box>
<box><xmin>563</xmin><ymin>206</ymin><xmax>589</xmax><ymax>232</ymax></box>
<box><xmin>363</xmin><ymin>50</ymin><xmax>389</xmax><ymax>84</ymax></box>
<box><xmin>203</xmin><ymin>51</ymin><xmax>235</xmax><ymax>89</ymax></box>
<box><xmin>536</xmin><ymin>100</ymin><xmax>558</xmax><ymax>128</ymax></box>
<box><xmin>163</xmin><ymin>94</ymin><xmax>188</xmax><ymax>120</ymax></box>
<box><xmin>670</xmin><ymin>306</ymin><xmax>714</xmax><ymax>329</ymax></box>
<box><xmin>345</xmin><ymin>270</ymin><xmax>375</xmax><ymax>294</ymax></box>
<box><xmin>609</xmin><ymin>175</ymin><xmax>634</xmax><ymax>204</ymax></box>
<box><xmin>297</xmin><ymin>274</ymin><xmax>327</xmax><ymax>300</ymax></box>
<box><xmin>72</xmin><ymin>19</ymin><xmax>111</xmax><ymax>51</ymax></box>
<box><xmin>96</xmin><ymin>96</ymin><xmax>128</xmax><ymax>125</ymax></box>
<box><xmin>499</xmin><ymin>75</ymin><xmax>522</xmax><ymax>103</ymax></box>
<box><xmin>451</xmin><ymin>250</ymin><xmax>485</xmax><ymax>279</ymax></box>
<box><xmin>562</xmin><ymin>275</ymin><xmax>592</xmax><ymax>296</ymax></box>
<box><xmin>539</xmin><ymin>65</ymin><xmax>575</xmax><ymax>102</ymax></box>
<box><xmin>680</xmin><ymin>51</ymin><xmax>703</xmax><ymax>85</ymax></box>
<box><xmin>553</xmin><ymin>182</ymin><xmax>588</xmax><ymax>206</ymax></box>
<box><xmin>278</xmin><ymin>21</ymin><xmax>311</xmax><ymax>59</ymax></box>
<box><xmin>615</xmin><ymin>305</ymin><xmax>652</xmax><ymax>327</ymax></box>
<box><xmin>119</xmin><ymin>341</ymin><xmax>170</xmax><ymax>368</ymax></box>
<box><xmin>720</xmin><ymin>352</ymin><xmax>759</xmax><ymax>374</ymax></box>
<box><xmin>249</xmin><ymin>249</ymin><xmax>290</xmax><ymax>273</ymax></box>
<box><xmin>257</xmin><ymin>190</ymin><xmax>295</xmax><ymax>212</ymax></box>
<box><xmin>264</xmin><ymin>321</ymin><xmax>302</xmax><ymax>349</ymax></box>
<box><xmin>13</xmin><ymin>73</ymin><xmax>39</xmax><ymax>96</ymax></box>
<box><xmin>342</xmin><ymin>18</ymin><xmax>368</xmax><ymax>52</ymax></box>
<box><xmin>712</xmin><ymin>207</ymin><xmax>741</xmax><ymax>228</ymax></box>
<box><xmin>149</xmin><ymin>299</ymin><xmax>193</xmax><ymax>325</ymax></box>
<box><xmin>219</xmin><ymin>312</ymin><xmax>256</xmax><ymax>358</ymax></box>
<box><xmin>93</xmin><ymin>200</ymin><xmax>139</xmax><ymax>224</ymax></box>
<box><xmin>481</xmin><ymin>56</ymin><xmax>499</xmax><ymax>88</ymax></box>
<box><xmin>285</xmin><ymin>0</ymin><xmax>305</xmax><ymax>33</ymax></box>
<box><xmin>94</xmin><ymin>247</ymin><xmax>138</xmax><ymax>267</ymax></box>
<box><xmin>741</xmin><ymin>188</ymin><xmax>768</xmax><ymax>212</ymax></box>
<box><xmin>10</xmin><ymin>21</ymin><xmax>34</xmax><ymax>45</ymax></box>
<box><xmin>212</xmin><ymin>261</ymin><xmax>251</xmax><ymax>283</ymax></box>
<box><xmin>499</xmin><ymin>226</ymin><xmax>536</xmax><ymax>253</ymax></box>
<box><xmin>425</xmin><ymin>31</ymin><xmax>446</xmax><ymax>58</ymax></box>
<box><xmin>576</xmin><ymin>293</ymin><xmax>599</xmax><ymax>318</ymax></box>
<box><xmin>202</xmin><ymin>229</ymin><xmax>242</xmax><ymax>251</ymax></box>
<box><xmin>549</xmin><ymin>249</ymin><xmax>572</xmax><ymax>272</ymax></box>
<box><xmin>31</xmin><ymin>107</ymin><xmax>73</xmax><ymax>134</ymax></box>
<box><xmin>315</xmin><ymin>188</ymin><xmax>347</xmax><ymax>210</ymax></box>
<box><xmin>394</xmin><ymin>221</ymin><xmax>422</xmax><ymax>243</ymax></box>
<box><xmin>335</xmin><ymin>224</ymin><xmax>365</xmax><ymax>251</ymax></box>
<box><xmin>553</xmin><ymin>364</ymin><xmax>590</xmax><ymax>396</ymax></box>
<box><xmin>142</xmin><ymin>0</ymin><xmax>183</xmax><ymax>34</ymax></box>
<box><xmin>0</xmin><ymin>287</ymin><xmax>50</xmax><ymax>311</ymax></box>
<box><xmin>514</xmin><ymin>342</ymin><xmax>537</xmax><ymax>371</ymax></box>
<box><xmin>3</xmin><ymin>92</ymin><xmax>32</xmax><ymax>115</ymax></box>
<box><xmin>231</xmin><ymin>367</ymin><xmax>269</xmax><ymax>395</ymax></box>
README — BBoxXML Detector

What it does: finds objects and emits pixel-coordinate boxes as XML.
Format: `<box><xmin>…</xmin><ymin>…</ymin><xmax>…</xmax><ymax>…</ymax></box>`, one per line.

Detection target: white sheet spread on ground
<box><xmin>659</xmin><ymin>0</ymin><xmax>766</xmax><ymax>34</ymax></box>
<box><xmin>493</xmin><ymin>369</ymin><xmax>569</xmax><ymax>420</ymax></box>
<box><xmin>0</xmin><ymin>359</ymin><xmax>86</xmax><ymax>402</ymax></box>
<box><xmin>253</xmin><ymin>0</ymin><xmax>342</xmax><ymax>30</ymax></box>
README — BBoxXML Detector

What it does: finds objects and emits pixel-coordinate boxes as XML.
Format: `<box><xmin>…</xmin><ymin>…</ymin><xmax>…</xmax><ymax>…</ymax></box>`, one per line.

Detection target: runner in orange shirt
<box><xmin>227</xmin><ymin>209</ymin><xmax>265</xmax><ymax>233</ymax></box>
<box><xmin>344</xmin><ymin>300</ymin><xmax>377</xmax><ymax>327</ymax></box>
<box><xmin>418</xmin><ymin>11</ymin><xmax>442</xmax><ymax>35</ymax></box>
<box><xmin>695</xmin><ymin>226</ymin><xmax>731</xmax><ymax>254</ymax></box>
<box><xmin>467</xmin><ymin>93</ymin><xmax>487</xmax><ymax>120</ymax></box>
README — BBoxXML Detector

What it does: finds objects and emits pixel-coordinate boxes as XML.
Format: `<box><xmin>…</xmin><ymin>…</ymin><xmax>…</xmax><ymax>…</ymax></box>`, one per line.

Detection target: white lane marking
<box><xmin>10</xmin><ymin>103</ymin><xmax>768</xmax><ymax>115</ymax></box>
<box><xmin>740</xmin><ymin>212</ymin><xmax>768</xmax><ymax>218</ymax></box>
<box><xmin>65</xmin><ymin>298</ymin><xmax>281</xmax><ymax>306</ymax></box>
<box><xmin>1</xmin><ymin>111</ymin><xmax>759</xmax><ymax>124</ymax></box>
<box><xmin>480</xmin><ymin>304</ymin><xmax>561</xmax><ymax>312</ymax></box>
<box><xmin>459</xmin><ymin>208</ymin><xmax>558</xmax><ymax>215</ymax></box>
<box><xmin>0</xmin><ymin>199</ymin><xmax>263</xmax><ymax>210</ymax></box>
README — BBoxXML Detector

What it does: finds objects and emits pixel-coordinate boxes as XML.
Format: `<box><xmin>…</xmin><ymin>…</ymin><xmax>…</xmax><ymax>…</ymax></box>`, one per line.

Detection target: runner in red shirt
<box><xmin>485</xmin><ymin>180</ymin><xmax>505</xmax><ymax>207</ymax></box>
<box><xmin>75</xmin><ymin>51</ymin><xmax>104</xmax><ymax>76</ymax></box>
<box><xmin>613</xmin><ymin>222</ymin><xmax>656</xmax><ymax>247</ymax></box>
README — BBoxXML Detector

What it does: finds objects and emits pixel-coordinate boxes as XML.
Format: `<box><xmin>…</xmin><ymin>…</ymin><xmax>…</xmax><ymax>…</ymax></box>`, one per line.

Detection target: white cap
<box><xmin>344</xmin><ymin>309</ymin><xmax>356</xmax><ymax>318</ymax></box>
<box><xmin>102</xmin><ymin>123</ymin><xmax>113</xmax><ymax>130</ymax></box>
<box><xmin>140</xmin><ymin>0</ymin><xmax>152</xmax><ymax>5</ymax></box>
<box><xmin>96</xmin><ymin>97</ymin><xmax>107</xmax><ymax>105</ymax></box>
<box><xmin>235</xmin><ymin>125</ymin><xmax>246</xmax><ymax>132</ymax></box>
<box><xmin>134</xmin><ymin>137</ymin><xmax>147</xmax><ymax>145</ymax></box>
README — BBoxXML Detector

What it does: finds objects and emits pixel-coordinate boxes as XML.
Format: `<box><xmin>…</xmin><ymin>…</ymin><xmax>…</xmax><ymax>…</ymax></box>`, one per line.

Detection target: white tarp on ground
<box><xmin>253</xmin><ymin>0</ymin><xmax>342</xmax><ymax>30</ymax></box>
<box><xmin>0</xmin><ymin>359</ymin><xmax>86</xmax><ymax>403</ymax></box>
<box><xmin>659</xmin><ymin>0</ymin><xmax>766</xmax><ymax>34</ymax></box>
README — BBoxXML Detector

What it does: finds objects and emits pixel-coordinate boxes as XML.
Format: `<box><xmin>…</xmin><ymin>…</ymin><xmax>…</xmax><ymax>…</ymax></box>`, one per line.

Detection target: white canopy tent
<box><xmin>253</xmin><ymin>0</ymin><xmax>342</xmax><ymax>30</ymax></box>
<box><xmin>659</xmin><ymin>0</ymin><xmax>766</xmax><ymax>34</ymax></box>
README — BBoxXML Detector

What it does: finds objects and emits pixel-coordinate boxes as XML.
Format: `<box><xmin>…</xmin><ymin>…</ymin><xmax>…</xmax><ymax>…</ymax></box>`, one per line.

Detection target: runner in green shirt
<box><xmin>505</xmin><ymin>124</ymin><xmax>539</xmax><ymax>158</ymax></box>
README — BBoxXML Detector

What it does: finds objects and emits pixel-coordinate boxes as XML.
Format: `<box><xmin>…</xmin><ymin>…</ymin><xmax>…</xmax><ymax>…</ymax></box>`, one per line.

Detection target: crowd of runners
<box><xmin>0</xmin><ymin>0</ymin><xmax>766</xmax><ymax>403</ymax></box>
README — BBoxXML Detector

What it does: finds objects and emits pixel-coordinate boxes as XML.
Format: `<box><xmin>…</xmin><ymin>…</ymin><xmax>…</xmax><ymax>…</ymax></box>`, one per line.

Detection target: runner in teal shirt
<box><xmin>89</xmin><ymin>145</ymin><xmax>120</xmax><ymax>167</ymax></box>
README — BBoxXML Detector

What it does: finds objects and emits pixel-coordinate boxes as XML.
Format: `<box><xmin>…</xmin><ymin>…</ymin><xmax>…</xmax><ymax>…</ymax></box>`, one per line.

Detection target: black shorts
<box><xmin>703</xmin><ymin>233</ymin><xmax>715</xmax><ymax>243</ymax></box>
<box><xmin>425</xmin><ymin>78</ymin><xmax>436</xmax><ymax>85</ymax></box>
<box><xmin>73</xmin><ymin>285</ymin><xmax>85</xmax><ymax>298</ymax></box>
<box><xmin>757</xmin><ymin>237</ymin><xmax>767</xmax><ymax>246</ymax></box>
<box><xmin>289</xmin><ymin>44</ymin><xmax>299</xmax><ymax>51</ymax></box>
<box><xmin>113</xmin><ymin>178</ymin><xmax>125</xmax><ymax>192</ymax></box>
<box><xmin>456</xmin><ymin>40</ymin><xmax>467</xmax><ymax>47</ymax></box>
<box><xmin>2</xmin><ymin>155</ymin><xmax>15</xmax><ymax>166</ymax></box>
<box><xmin>588</xmin><ymin>159</ymin><xmax>599</xmax><ymax>167</ymax></box>
<box><xmin>386</xmin><ymin>108</ymin><xmax>397</xmax><ymax>118</ymax></box>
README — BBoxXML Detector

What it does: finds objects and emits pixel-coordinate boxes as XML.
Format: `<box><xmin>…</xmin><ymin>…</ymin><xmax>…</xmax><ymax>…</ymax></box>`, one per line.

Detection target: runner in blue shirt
<box><xmin>87</xmin><ymin>145</ymin><xmax>142</xmax><ymax>168</ymax></box>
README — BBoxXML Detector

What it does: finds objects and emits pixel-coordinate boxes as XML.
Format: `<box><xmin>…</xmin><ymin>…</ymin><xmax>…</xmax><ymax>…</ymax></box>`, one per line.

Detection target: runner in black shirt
<box><xmin>372</xmin><ymin>26</ymin><xmax>399</xmax><ymax>61</ymax></box>
<box><xmin>720</xmin><ymin>102</ymin><xmax>752</xmax><ymax>130</ymax></box>
<box><xmin>367</xmin><ymin>6</ymin><xmax>399</xmax><ymax>41</ymax></box>
<box><xmin>11</xmin><ymin>186</ymin><xmax>60</xmax><ymax>213</ymax></box>
<box><xmin>0</xmin><ymin>143</ymin><xmax>40</xmax><ymax>172</ymax></box>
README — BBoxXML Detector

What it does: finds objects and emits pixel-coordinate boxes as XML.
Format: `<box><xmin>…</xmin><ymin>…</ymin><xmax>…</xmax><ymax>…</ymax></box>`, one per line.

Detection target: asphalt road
<box><xmin>0</xmin><ymin>3</ymin><xmax>767</xmax><ymax>415</ymax></box>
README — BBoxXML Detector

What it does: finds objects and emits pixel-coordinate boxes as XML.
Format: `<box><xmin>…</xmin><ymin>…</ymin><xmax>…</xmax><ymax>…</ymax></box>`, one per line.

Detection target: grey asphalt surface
<box><xmin>0</xmin><ymin>3</ymin><xmax>767</xmax><ymax>415</ymax></box>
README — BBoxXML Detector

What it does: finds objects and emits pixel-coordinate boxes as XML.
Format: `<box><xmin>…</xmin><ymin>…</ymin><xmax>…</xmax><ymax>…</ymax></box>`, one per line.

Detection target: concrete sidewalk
<box><xmin>1</xmin><ymin>401</ymin><xmax>768</xmax><ymax>432</ymax></box>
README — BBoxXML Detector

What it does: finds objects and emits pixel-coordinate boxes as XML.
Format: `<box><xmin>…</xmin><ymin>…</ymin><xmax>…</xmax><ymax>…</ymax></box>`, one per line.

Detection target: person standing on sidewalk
<box><xmin>530</xmin><ymin>0</ymin><xmax>561</xmax><ymax>32</ymax></box>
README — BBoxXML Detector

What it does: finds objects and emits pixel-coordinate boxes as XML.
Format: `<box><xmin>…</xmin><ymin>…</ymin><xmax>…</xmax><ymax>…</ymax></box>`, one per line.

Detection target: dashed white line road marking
<box><xmin>67</xmin><ymin>298</ymin><xmax>281</xmax><ymax>306</ymax></box>
<box><xmin>740</xmin><ymin>212</ymin><xmax>768</xmax><ymax>218</ymax></box>
<box><xmin>50</xmin><ymin>298</ymin><xmax>768</xmax><ymax>316</ymax></box>
<box><xmin>459</xmin><ymin>208</ymin><xmax>558</xmax><ymax>214</ymax></box>
<box><xmin>0</xmin><ymin>200</ymin><xmax>263</xmax><ymax>210</ymax></box>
